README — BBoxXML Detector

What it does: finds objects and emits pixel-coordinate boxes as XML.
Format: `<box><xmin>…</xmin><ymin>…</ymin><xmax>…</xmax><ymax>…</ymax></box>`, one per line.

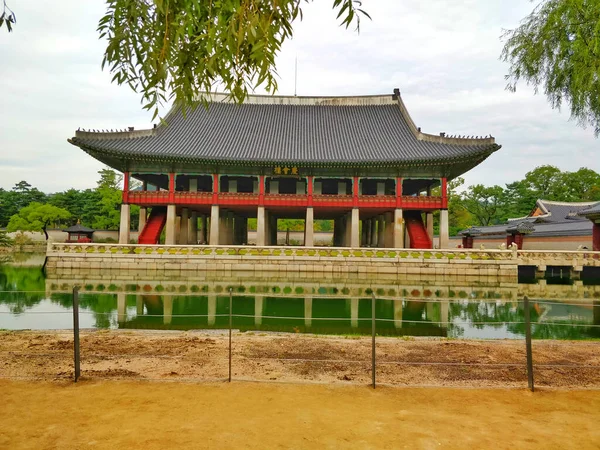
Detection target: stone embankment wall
<box><xmin>45</xmin><ymin>243</ymin><xmax>519</xmax><ymax>283</ymax></box>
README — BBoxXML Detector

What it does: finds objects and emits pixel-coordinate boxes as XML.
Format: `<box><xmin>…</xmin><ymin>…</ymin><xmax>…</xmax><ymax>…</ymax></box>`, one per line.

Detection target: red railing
<box><xmin>125</xmin><ymin>190</ymin><xmax>444</xmax><ymax>210</ymax></box>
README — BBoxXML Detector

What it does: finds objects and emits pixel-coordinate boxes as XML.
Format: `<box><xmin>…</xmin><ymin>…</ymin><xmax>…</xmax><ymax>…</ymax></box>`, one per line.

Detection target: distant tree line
<box><xmin>0</xmin><ymin>169</ymin><xmax>139</xmax><ymax>233</ymax></box>
<box><xmin>0</xmin><ymin>165</ymin><xmax>598</xmax><ymax>237</ymax></box>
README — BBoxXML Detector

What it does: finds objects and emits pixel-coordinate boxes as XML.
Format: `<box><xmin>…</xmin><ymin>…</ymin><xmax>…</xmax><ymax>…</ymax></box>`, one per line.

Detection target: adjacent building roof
<box><xmin>508</xmin><ymin>200</ymin><xmax>599</xmax><ymax>224</ymax></box>
<box><xmin>579</xmin><ymin>202</ymin><xmax>600</xmax><ymax>218</ymax></box>
<box><xmin>63</xmin><ymin>223</ymin><xmax>94</xmax><ymax>233</ymax></box>
<box><xmin>68</xmin><ymin>89</ymin><xmax>501</xmax><ymax>175</ymax></box>
<box><xmin>460</xmin><ymin>199</ymin><xmax>596</xmax><ymax>238</ymax></box>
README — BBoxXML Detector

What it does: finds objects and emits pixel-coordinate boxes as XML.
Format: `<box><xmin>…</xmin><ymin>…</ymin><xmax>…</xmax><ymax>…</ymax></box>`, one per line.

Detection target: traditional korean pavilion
<box><xmin>68</xmin><ymin>89</ymin><xmax>501</xmax><ymax>248</ymax></box>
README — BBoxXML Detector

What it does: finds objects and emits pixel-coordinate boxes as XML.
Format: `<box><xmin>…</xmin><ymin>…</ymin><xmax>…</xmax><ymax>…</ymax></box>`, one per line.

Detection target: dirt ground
<box><xmin>1</xmin><ymin>330</ymin><xmax>600</xmax><ymax>388</ymax></box>
<box><xmin>1</xmin><ymin>380</ymin><xmax>600</xmax><ymax>449</ymax></box>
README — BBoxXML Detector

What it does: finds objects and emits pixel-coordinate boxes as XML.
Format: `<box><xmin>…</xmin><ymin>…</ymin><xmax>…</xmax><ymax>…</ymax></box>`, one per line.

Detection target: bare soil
<box><xmin>1</xmin><ymin>380</ymin><xmax>599</xmax><ymax>449</ymax></box>
<box><xmin>1</xmin><ymin>330</ymin><xmax>600</xmax><ymax>388</ymax></box>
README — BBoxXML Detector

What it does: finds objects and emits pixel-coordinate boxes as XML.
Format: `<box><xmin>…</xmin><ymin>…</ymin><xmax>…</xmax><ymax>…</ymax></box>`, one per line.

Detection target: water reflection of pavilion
<box><xmin>114</xmin><ymin>293</ymin><xmax>450</xmax><ymax>337</ymax></box>
<box><xmin>44</xmin><ymin>276</ymin><xmax>600</xmax><ymax>338</ymax></box>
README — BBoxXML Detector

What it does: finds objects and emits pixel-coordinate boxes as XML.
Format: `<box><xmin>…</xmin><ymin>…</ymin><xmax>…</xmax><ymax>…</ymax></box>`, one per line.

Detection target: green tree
<box><xmin>6</xmin><ymin>202</ymin><xmax>71</xmax><ymax>232</ymax></box>
<box><xmin>502</xmin><ymin>0</ymin><xmax>600</xmax><ymax>136</ymax></box>
<box><xmin>558</xmin><ymin>167</ymin><xmax>600</xmax><ymax>201</ymax></box>
<box><xmin>456</xmin><ymin>185</ymin><xmax>506</xmax><ymax>227</ymax></box>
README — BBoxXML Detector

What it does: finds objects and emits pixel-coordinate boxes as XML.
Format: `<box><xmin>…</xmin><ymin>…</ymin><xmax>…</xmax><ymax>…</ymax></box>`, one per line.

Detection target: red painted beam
<box><xmin>168</xmin><ymin>173</ymin><xmax>175</xmax><ymax>203</ymax></box>
<box><xmin>122</xmin><ymin>171</ymin><xmax>130</xmax><ymax>204</ymax></box>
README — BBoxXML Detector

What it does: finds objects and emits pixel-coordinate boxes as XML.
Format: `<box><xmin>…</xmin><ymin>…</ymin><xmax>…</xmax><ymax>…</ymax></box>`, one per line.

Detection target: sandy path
<box><xmin>1</xmin><ymin>380</ymin><xmax>599</xmax><ymax>449</ymax></box>
<box><xmin>1</xmin><ymin>330</ymin><xmax>600</xmax><ymax>388</ymax></box>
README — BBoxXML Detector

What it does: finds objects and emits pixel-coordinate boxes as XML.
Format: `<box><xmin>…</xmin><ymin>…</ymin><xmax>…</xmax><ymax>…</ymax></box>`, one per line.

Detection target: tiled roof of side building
<box><xmin>68</xmin><ymin>90</ymin><xmax>500</xmax><ymax>169</ymax></box>
<box><xmin>579</xmin><ymin>202</ymin><xmax>600</xmax><ymax>216</ymax></box>
<box><xmin>508</xmin><ymin>200</ymin><xmax>598</xmax><ymax>224</ymax></box>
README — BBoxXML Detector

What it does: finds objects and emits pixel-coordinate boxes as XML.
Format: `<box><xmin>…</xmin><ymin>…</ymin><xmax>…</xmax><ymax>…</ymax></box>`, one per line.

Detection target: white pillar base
<box><xmin>165</xmin><ymin>204</ymin><xmax>176</xmax><ymax>245</ymax></box>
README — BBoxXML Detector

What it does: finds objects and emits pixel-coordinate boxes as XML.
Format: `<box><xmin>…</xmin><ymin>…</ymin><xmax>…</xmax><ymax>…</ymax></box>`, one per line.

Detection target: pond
<box><xmin>1</xmin><ymin>253</ymin><xmax>599</xmax><ymax>339</ymax></box>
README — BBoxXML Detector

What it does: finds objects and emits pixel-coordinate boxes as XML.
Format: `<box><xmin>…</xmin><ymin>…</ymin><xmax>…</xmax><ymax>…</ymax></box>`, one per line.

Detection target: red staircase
<box><xmin>404</xmin><ymin>211</ymin><xmax>432</xmax><ymax>249</ymax></box>
<box><xmin>138</xmin><ymin>207</ymin><xmax>167</xmax><ymax>244</ymax></box>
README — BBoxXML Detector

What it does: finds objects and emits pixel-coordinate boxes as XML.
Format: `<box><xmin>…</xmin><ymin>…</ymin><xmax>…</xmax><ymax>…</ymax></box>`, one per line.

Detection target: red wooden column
<box><xmin>168</xmin><ymin>173</ymin><xmax>175</xmax><ymax>203</ymax></box>
<box><xmin>259</xmin><ymin>175</ymin><xmax>265</xmax><ymax>205</ymax></box>
<box><xmin>396</xmin><ymin>177</ymin><xmax>403</xmax><ymax>208</ymax></box>
<box><xmin>307</xmin><ymin>176</ymin><xmax>313</xmax><ymax>206</ymax></box>
<box><xmin>514</xmin><ymin>233</ymin><xmax>524</xmax><ymax>250</ymax></box>
<box><xmin>441</xmin><ymin>177</ymin><xmax>448</xmax><ymax>209</ymax></box>
<box><xmin>593</xmin><ymin>223</ymin><xmax>600</xmax><ymax>251</ymax></box>
<box><xmin>122</xmin><ymin>171</ymin><xmax>130</xmax><ymax>203</ymax></box>
<box><xmin>212</xmin><ymin>173</ymin><xmax>219</xmax><ymax>203</ymax></box>
<box><xmin>352</xmin><ymin>176</ymin><xmax>359</xmax><ymax>207</ymax></box>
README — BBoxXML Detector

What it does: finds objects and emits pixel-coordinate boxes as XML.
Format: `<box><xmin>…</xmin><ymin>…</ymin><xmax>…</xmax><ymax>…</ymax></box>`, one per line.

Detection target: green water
<box><xmin>1</xmin><ymin>254</ymin><xmax>599</xmax><ymax>339</ymax></box>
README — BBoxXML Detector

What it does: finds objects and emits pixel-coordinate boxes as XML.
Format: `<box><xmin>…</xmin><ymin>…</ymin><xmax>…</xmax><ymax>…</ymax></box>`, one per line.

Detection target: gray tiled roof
<box><xmin>69</xmin><ymin>92</ymin><xmax>500</xmax><ymax>167</ymax></box>
<box><xmin>537</xmin><ymin>200</ymin><xmax>597</xmax><ymax>223</ymax></box>
<box><xmin>579</xmin><ymin>202</ymin><xmax>600</xmax><ymax>216</ymax></box>
<box><xmin>465</xmin><ymin>220</ymin><xmax>592</xmax><ymax>238</ymax></box>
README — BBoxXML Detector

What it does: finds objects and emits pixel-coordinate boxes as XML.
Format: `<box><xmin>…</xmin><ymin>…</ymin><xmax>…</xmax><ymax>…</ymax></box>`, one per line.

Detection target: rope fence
<box><xmin>1</xmin><ymin>288</ymin><xmax>599</xmax><ymax>391</ymax></box>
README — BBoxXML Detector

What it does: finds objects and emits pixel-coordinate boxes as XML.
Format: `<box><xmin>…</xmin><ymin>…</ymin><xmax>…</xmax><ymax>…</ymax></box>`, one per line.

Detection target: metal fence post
<box><xmin>228</xmin><ymin>288</ymin><xmax>233</xmax><ymax>383</ymax></box>
<box><xmin>523</xmin><ymin>295</ymin><xmax>534</xmax><ymax>392</ymax></box>
<box><xmin>371</xmin><ymin>292</ymin><xmax>376</xmax><ymax>389</ymax></box>
<box><xmin>72</xmin><ymin>286</ymin><xmax>81</xmax><ymax>382</ymax></box>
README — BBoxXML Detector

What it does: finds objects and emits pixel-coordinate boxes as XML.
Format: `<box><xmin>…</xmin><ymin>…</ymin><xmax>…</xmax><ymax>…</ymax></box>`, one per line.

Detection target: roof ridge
<box><xmin>538</xmin><ymin>199</ymin><xmax>598</xmax><ymax>206</ymax></box>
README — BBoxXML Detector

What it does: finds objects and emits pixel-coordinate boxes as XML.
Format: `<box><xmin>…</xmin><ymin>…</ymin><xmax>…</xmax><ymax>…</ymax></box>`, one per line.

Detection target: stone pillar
<box><xmin>377</xmin><ymin>215</ymin><xmax>385</xmax><ymax>248</ymax></box>
<box><xmin>393</xmin><ymin>209</ymin><xmax>404</xmax><ymax>248</ymax></box>
<box><xmin>253</xmin><ymin>179</ymin><xmax>259</xmax><ymax>194</ymax></box>
<box><xmin>175</xmin><ymin>215</ymin><xmax>181</xmax><ymax>244</ymax></box>
<box><xmin>210</xmin><ymin>205</ymin><xmax>220</xmax><ymax>245</ymax></box>
<box><xmin>229</xmin><ymin>179</ymin><xmax>237</xmax><ymax>193</ymax></box>
<box><xmin>304</xmin><ymin>296</ymin><xmax>312</xmax><ymax>327</ymax></box>
<box><xmin>189</xmin><ymin>178</ymin><xmax>198</xmax><ymax>192</ymax></box>
<box><xmin>338</xmin><ymin>181</ymin><xmax>346</xmax><ymax>195</ymax></box>
<box><xmin>270</xmin><ymin>180</ymin><xmax>279</xmax><ymax>194</ymax></box>
<box><xmin>254</xmin><ymin>295</ymin><xmax>263</xmax><ymax>325</ymax></box>
<box><xmin>118</xmin><ymin>203</ymin><xmax>130</xmax><ymax>244</ymax></box>
<box><xmin>256</xmin><ymin>206</ymin><xmax>266</xmax><ymax>246</ymax></box>
<box><xmin>439</xmin><ymin>209</ymin><xmax>449</xmax><ymax>249</ymax></box>
<box><xmin>305</xmin><ymin>207</ymin><xmax>314</xmax><ymax>247</ymax></box>
<box><xmin>426</xmin><ymin>212</ymin><xmax>434</xmax><ymax>243</ymax></box>
<box><xmin>165</xmin><ymin>204</ymin><xmax>176</xmax><ymax>245</ymax></box>
<box><xmin>241</xmin><ymin>218</ymin><xmax>248</xmax><ymax>244</ymax></box>
<box><xmin>384</xmin><ymin>212</ymin><xmax>394</xmax><ymax>248</ymax></box>
<box><xmin>180</xmin><ymin>208</ymin><xmax>189</xmax><ymax>245</ymax></box>
<box><xmin>189</xmin><ymin>211</ymin><xmax>198</xmax><ymax>244</ymax></box>
<box><xmin>117</xmin><ymin>292</ymin><xmax>127</xmax><ymax>323</ymax></box>
<box><xmin>440</xmin><ymin>301</ymin><xmax>449</xmax><ymax>327</ymax></box>
<box><xmin>350</xmin><ymin>208</ymin><xmax>360</xmax><ymax>248</ymax></box>
<box><xmin>219</xmin><ymin>210</ymin><xmax>228</xmax><ymax>245</ymax></box>
<box><xmin>163</xmin><ymin>296</ymin><xmax>173</xmax><ymax>325</ymax></box>
<box><xmin>296</xmin><ymin>181</ymin><xmax>306</xmax><ymax>195</ymax></box>
<box><xmin>344</xmin><ymin>213</ymin><xmax>351</xmax><ymax>247</ymax></box>
<box><xmin>365</xmin><ymin>219</ymin><xmax>371</xmax><ymax>246</ymax></box>
<box><xmin>138</xmin><ymin>207</ymin><xmax>147</xmax><ymax>233</ymax></box>
<box><xmin>369</xmin><ymin>217</ymin><xmax>377</xmax><ymax>247</ymax></box>
<box><xmin>199</xmin><ymin>215</ymin><xmax>207</xmax><ymax>244</ymax></box>
<box><xmin>227</xmin><ymin>211</ymin><xmax>235</xmax><ymax>245</ymax></box>
<box><xmin>136</xmin><ymin>296</ymin><xmax>144</xmax><ymax>315</ymax></box>
<box><xmin>361</xmin><ymin>219</ymin><xmax>368</xmax><ymax>247</ymax></box>
<box><xmin>376</xmin><ymin>182</ymin><xmax>385</xmax><ymax>196</ymax></box>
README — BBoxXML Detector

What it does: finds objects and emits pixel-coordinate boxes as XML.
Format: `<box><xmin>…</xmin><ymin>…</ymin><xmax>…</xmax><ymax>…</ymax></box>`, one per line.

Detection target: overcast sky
<box><xmin>0</xmin><ymin>0</ymin><xmax>598</xmax><ymax>193</ymax></box>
